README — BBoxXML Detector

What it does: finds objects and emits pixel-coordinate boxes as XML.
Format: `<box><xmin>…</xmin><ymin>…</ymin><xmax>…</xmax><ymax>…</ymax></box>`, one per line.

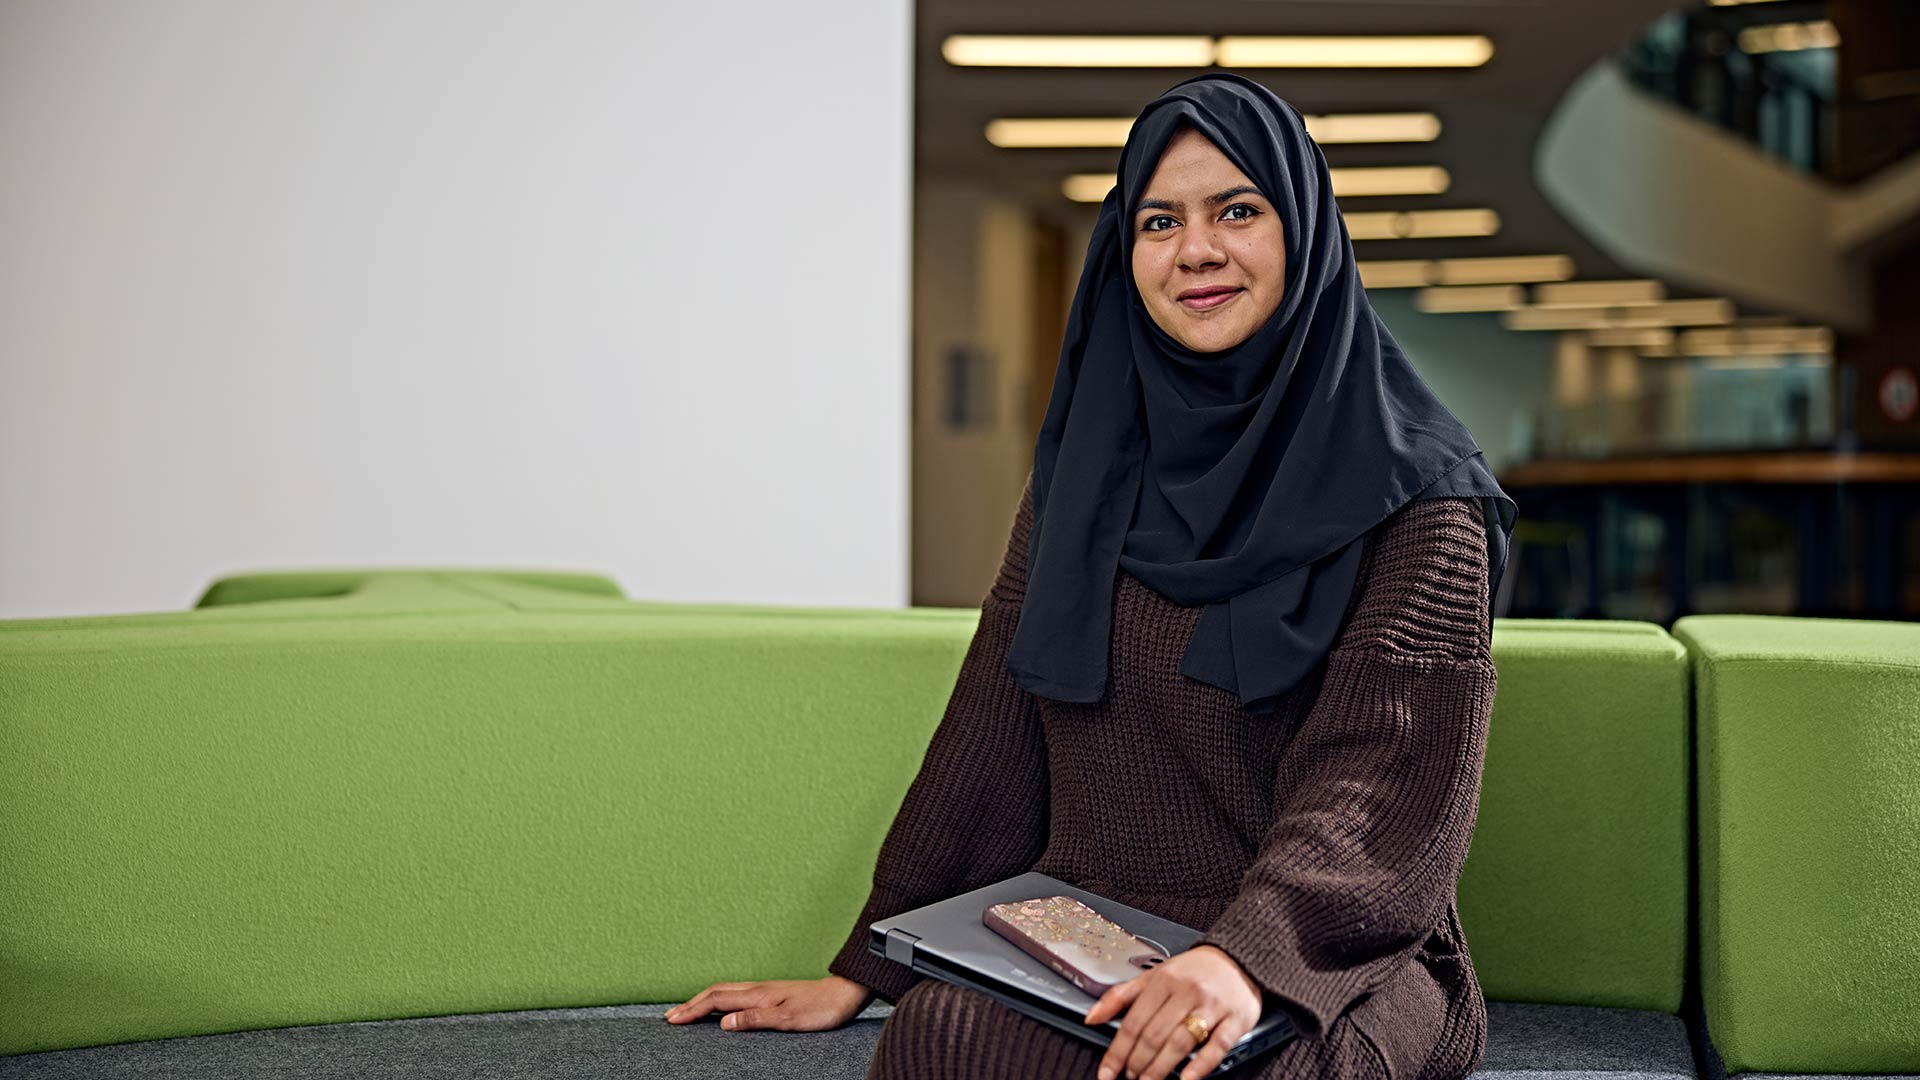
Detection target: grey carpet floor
<box><xmin>0</xmin><ymin>1000</ymin><xmax>1712</xmax><ymax>1079</ymax></box>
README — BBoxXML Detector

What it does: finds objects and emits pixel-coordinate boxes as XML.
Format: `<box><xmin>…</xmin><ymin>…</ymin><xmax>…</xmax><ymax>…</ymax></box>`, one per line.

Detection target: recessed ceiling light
<box><xmin>1435</xmin><ymin>255</ymin><xmax>1576</xmax><ymax>285</ymax></box>
<box><xmin>1329</xmin><ymin>166</ymin><xmax>1450</xmax><ymax>197</ymax></box>
<box><xmin>1346</xmin><ymin>209</ymin><xmax>1499</xmax><ymax>240</ymax></box>
<box><xmin>1737</xmin><ymin>20</ymin><xmax>1840</xmax><ymax>54</ymax></box>
<box><xmin>1358</xmin><ymin>256</ymin><xmax>1575</xmax><ymax>288</ymax></box>
<box><xmin>1357</xmin><ymin>261</ymin><xmax>1436</xmax><ymax>288</ymax></box>
<box><xmin>1216</xmin><ymin>35</ymin><xmax>1494</xmax><ymax>68</ymax></box>
<box><xmin>1307</xmin><ymin>113</ymin><xmax>1442</xmax><ymax>144</ymax></box>
<box><xmin>943</xmin><ymin>34</ymin><xmax>1493</xmax><ymax>70</ymax></box>
<box><xmin>986</xmin><ymin>119</ymin><xmax>1138</xmax><ymax>148</ymax></box>
<box><xmin>986</xmin><ymin>113</ymin><xmax>1442</xmax><ymax>148</ymax></box>
<box><xmin>942</xmin><ymin>35</ymin><xmax>1215</xmax><ymax>67</ymax></box>
<box><xmin>1699</xmin><ymin>355</ymin><xmax>1828</xmax><ymax>369</ymax></box>
<box><xmin>1061</xmin><ymin>174</ymin><xmax>1115</xmax><ymax>203</ymax></box>
<box><xmin>1585</xmin><ymin>328</ymin><xmax>1675</xmax><ymax>348</ymax></box>
<box><xmin>1533</xmin><ymin>280</ymin><xmax>1667</xmax><ymax>308</ymax></box>
<box><xmin>1679</xmin><ymin>326</ymin><xmax>1833</xmax><ymax>354</ymax></box>
<box><xmin>1061</xmin><ymin>167</ymin><xmax>1452</xmax><ymax>203</ymax></box>
<box><xmin>1502</xmin><ymin>298</ymin><xmax>1736</xmax><ymax>330</ymax></box>
<box><xmin>1414</xmin><ymin>285</ymin><xmax>1524</xmax><ymax>313</ymax></box>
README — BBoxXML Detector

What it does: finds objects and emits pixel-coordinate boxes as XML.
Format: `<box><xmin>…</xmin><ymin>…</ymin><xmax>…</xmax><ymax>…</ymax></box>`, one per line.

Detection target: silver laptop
<box><xmin>867</xmin><ymin>871</ymin><xmax>1297</xmax><ymax>1075</ymax></box>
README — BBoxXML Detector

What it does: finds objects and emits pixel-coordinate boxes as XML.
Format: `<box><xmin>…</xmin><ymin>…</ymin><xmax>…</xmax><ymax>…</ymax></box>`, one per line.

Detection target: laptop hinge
<box><xmin>883</xmin><ymin>927</ymin><xmax>921</xmax><ymax>966</ymax></box>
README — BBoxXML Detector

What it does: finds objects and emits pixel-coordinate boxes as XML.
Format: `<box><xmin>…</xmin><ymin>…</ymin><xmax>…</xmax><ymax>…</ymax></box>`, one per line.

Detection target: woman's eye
<box><xmin>1223</xmin><ymin>203</ymin><xmax>1259</xmax><ymax>221</ymax></box>
<box><xmin>1142</xmin><ymin>215</ymin><xmax>1175</xmax><ymax>233</ymax></box>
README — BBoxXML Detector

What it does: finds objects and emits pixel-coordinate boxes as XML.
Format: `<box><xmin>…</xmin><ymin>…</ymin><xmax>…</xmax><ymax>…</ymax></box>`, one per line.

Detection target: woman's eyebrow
<box><xmin>1136</xmin><ymin>184</ymin><xmax>1264</xmax><ymax>213</ymax></box>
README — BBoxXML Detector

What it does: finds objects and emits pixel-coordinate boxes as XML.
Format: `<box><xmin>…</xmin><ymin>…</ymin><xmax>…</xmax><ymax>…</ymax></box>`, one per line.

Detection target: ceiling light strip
<box><xmin>1413</xmin><ymin>285</ymin><xmax>1524</xmax><ymax>313</ymax></box>
<box><xmin>1216</xmin><ymin>36</ymin><xmax>1494</xmax><ymax>68</ymax></box>
<box><xmin>1586</xmin><ymin>328</ymin><xmax>1675</xmax><ymax>348</ymax></box>
<box><xmin>1502</xmin><ymin>298</ymin><xmax>1736</xmax><ymax>330</ymax></box>
<box><xmin>1307</xmin><ymin>113</ymin><xmax>1443</xmax><ymax>143</ymax></box>
<box><xmin>942</xmin><ymin>36</ymin><xmax>1215</xmax><ymax>67</ymax></box>
<box><xmin>1533</xmin><ymin>280</ymin><xmax>1667</xmax><ymax>308</ymax></box>
<box><xmin>1062</xmin><ymin>168</ymin><xmax>1454</xmax><ymax>203</ymax></box>
<box><xmin>1328</xmin><ymin>166</ymin><xmax>1450</xmax><ymax>196</ymax></box>
<box><xmin>1435</xmin><ymin>256</ymin><xmax>1576</xmax><ymax>285</ymax></box>
<box><xmin>1359</xmin><ymin>256</ymin><xmax>1576</xmax><ymax>288</ymax></box>
<box><xmin>1345</xmin><ymin>208</ymin><xmax>1499</xmax><ymax>240</ymax></box>
<box><xmin>944</xmin><ymin>34</ymin><xmax>1493</xmax><ymax>69</ymax></box>
<box><xmin>988</xmin><ymin>114</ymin><xmax>1443</xmax><ymax>148</ymax></box>
<box><xmin>1679</xmin><ymin>326</ymin><xmax>1833</xmax><ymax>352</ymax></box>
<box><xmin>1737</xmin><ymin>20</ymin><xmax>1840</xmax><ymax>54</ymax></box>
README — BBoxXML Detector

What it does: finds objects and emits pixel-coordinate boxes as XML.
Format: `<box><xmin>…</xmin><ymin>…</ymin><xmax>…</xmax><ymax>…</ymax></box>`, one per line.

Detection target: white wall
<box><xmin>0</xmin><ymin>0</ymin><xmax>911</xmax><ymax>618</ymax></box>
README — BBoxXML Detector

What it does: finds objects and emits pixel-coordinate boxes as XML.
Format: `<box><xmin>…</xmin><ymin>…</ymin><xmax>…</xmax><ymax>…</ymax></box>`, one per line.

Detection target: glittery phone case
<box><xmin>982</xmin><ymin>895</ymin><xmax>1171</xmax><ymax>996</ymax></box>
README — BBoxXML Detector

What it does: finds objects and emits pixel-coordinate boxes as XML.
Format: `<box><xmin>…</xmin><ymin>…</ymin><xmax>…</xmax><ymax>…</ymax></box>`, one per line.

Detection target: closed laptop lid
<box><xmin>866</xmin><ymin>871</ymin><xmax>1295</xmax><ymax>1066</ymax></box>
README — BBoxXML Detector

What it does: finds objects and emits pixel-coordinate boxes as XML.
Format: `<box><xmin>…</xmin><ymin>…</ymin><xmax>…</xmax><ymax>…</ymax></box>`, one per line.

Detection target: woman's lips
<box><xmin>1178</xmin><ymin>288</ymin><xmax>1242</xmax><ymax>311</ymax></box>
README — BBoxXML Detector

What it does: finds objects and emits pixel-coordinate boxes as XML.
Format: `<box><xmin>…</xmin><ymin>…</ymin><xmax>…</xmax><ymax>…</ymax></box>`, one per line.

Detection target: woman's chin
<box><xmin>1177</xmin><ymin>323</ymin><xmax>1247</xmax><ymax>353</ymax></box>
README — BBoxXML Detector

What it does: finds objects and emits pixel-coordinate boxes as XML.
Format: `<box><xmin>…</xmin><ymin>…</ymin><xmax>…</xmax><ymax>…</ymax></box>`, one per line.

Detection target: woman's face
<box><xmin>1130</xmin><ymin>127</ymin><xmax>1287</xmax><ymax>353</ymax></box>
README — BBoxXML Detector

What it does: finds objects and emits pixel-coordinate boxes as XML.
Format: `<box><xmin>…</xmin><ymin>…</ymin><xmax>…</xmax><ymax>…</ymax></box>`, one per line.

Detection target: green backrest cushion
<box><xmin>1465</xmin><ymin>620</ymin><xmax>1688</xmax><ymax>1013</ymax></box>
<box><xmin>1672</xmin><ymin>615</ymin><xmax>1920</xmax><ymax>1076</ymax></box>
<box><xmin>194</xmin><ymin>569</ymin><xmax>629</xmax><ymax>610</ymax></box>
<box><xmin>0</xmin><ymin>572</ymin><xmax>1686</xmax><ymax>1054</ymax></box>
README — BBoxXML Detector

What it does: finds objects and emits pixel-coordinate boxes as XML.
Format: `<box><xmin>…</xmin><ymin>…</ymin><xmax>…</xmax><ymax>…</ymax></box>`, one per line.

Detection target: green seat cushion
<box><xmin>1462</xmin><ymin>620</ymin><xmax>1690</xmax><ymax>1013</ymax></box>
<box><xmin>1672</xmin><ymin>615</ymin><xmax>1920</xmax><ymax>1075</ymax></box>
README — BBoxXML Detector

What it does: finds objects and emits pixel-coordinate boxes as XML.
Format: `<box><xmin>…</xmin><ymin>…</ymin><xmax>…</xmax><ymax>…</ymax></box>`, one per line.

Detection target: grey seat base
<box><xmin>0</xmin><ymin>1001</ymin><xmax>1696</xmax><ymax>1080</ymax></box>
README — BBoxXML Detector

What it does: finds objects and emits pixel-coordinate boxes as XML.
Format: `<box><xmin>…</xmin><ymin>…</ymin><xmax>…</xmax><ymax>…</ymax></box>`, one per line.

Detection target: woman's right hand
<box><xmin>664</xmin><ymin>975</ymin><xmax>873</xmax><ymax>1032</ymax></box>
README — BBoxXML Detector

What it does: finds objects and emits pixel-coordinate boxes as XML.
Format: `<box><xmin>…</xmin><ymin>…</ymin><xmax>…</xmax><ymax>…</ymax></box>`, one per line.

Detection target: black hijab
<box><xmin>1003</xmin><ymin>72</ymin><xmax>1517</xmax><ymax>716</ymax></box>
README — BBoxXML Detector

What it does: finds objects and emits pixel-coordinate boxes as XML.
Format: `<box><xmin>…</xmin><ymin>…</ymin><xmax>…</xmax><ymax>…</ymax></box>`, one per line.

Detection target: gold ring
<box><xmin>1182</xmin><ymin>1013</ymin><xmax>1213</xmax><ymax>1045</ymax></box>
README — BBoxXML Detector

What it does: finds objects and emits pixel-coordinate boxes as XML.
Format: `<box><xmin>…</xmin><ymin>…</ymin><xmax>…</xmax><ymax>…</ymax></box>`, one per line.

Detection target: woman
<box><xmin>667</xmin><ymin>71</ymin><xmax>1517</xmax><ymax>1080</ymax></box>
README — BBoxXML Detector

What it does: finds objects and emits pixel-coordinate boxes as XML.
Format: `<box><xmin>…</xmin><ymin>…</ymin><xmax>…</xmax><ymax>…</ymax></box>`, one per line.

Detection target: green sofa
<box><xmin>1670</xmin><ymin>616</ymin><xmax>1920</xmax><ymax>1077</ymax></box>
<box><xmin>0</xmin><ymin>570</ymin><xmax>1913</xmax><ymax>1078</ymax></box>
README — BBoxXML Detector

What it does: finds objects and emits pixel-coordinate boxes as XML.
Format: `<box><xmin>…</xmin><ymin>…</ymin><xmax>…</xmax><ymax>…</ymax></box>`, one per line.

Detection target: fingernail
<box><xmin>721</xmin><ymin>1015</ymin><xmax>734</xmax><ymax>1030</ymax></box>
<box><xmin>1097</xmin><ymin>1069</ymin><xmax>1113</xmax><ymax>1080</ymax></box>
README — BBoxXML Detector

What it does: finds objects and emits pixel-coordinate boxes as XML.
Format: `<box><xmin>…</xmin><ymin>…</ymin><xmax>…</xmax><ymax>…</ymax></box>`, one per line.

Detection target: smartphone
<box><xmin>982</xmin><ymin>895</ymin><xmax>1171</xmax><ymax>996</ymax></box>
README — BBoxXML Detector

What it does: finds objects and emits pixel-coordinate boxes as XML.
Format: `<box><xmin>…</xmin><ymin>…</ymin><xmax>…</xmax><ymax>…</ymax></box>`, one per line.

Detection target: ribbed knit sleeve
<box><xmin>827</xmin><ymin>474</ymin><xmax>1050</xmax><ymax>1003</ymax></box>
<box><xmin>1197</xmin><ymin>497</ymin><xmax>1496</xmax><ymax>1039</ymax></box>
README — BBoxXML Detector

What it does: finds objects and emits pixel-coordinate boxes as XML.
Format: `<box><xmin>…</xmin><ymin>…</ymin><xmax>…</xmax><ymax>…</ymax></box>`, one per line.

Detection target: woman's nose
<box><xmin>1177</xmin><ymin>225</ymin><xmax>1226</xmax><ymax>270</ymax></box>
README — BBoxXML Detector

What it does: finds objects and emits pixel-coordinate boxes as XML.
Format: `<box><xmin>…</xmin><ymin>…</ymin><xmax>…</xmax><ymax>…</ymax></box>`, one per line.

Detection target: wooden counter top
<box><xmin>1498</xmin><ymin>451</ymin><xmax>1920</xmax><ymax>487</ymax></box>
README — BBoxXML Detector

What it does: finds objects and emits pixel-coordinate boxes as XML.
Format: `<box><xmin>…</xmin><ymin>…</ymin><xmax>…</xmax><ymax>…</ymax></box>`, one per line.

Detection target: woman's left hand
<box><xmin>1085</xmin><ymin>944</ymin><xmax>1263</xmax><ymax>1080</ymax></box>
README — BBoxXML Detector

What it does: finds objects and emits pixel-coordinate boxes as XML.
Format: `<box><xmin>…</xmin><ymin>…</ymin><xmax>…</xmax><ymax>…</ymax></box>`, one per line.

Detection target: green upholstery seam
<box><xmin>0</xmin><ymin>605</ymin><xmax>934</xmax><ymax>634</ymax></box>
<box><xmin>429</xmin><ymin>573</ymin><xmax>523</xmax><ymax>612</ymax></box>
<box><xmin>1694</xmin><ymin>654</ymin><xmax>1920</xmax><ymax>673</ymax></box>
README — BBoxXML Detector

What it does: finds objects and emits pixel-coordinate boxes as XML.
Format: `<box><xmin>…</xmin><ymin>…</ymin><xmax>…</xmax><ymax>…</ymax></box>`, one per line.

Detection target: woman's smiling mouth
<box><xmin>1177</xmin><ymin>287</ymin><xmax>1243</xmax><ymax>311</ymax></box>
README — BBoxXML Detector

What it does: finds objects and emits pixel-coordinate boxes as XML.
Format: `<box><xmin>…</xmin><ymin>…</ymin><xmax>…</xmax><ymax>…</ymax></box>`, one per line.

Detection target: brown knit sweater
<box><xmin>830</xmin><ymin>472</ymin><xmax>1496</xmax><ymax>1080</ymax></box>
